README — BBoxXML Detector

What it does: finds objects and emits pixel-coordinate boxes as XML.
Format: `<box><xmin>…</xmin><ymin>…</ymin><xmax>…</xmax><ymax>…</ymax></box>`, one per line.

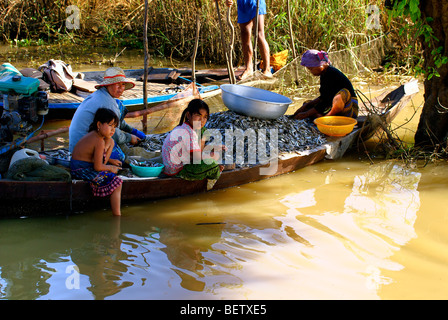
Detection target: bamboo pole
<box><xmin>226</xmin><ymin>5</ymin><xmax>236</xmax><ymax>84</ymax></box>
<box><xmin>25</xmin><ymin>126</ymin><xmax>69</xmax><ymax>151</ymax></box>
<box><xmin>191</xmin><ymin>13</ymin><xmax>201</xmax><ymax>90</ymax></box>
<box><xmin>142</xmin><ymin>0</ymin><xmax>149</xmax><ymax>133</ymax></box>
<box><xmin>287</xmin><ymin>0</ymin><xmax>299</xmax><ymax>85</ymax></box>
<box><xmin>253</xmin><ymin>0</ymin><xmax>260</xmax><ymax>73</ymax></box>
<box><xmin>214</xmin><ymin>0</ymin><xmax>234</xmax><ymax>84</ymax></box>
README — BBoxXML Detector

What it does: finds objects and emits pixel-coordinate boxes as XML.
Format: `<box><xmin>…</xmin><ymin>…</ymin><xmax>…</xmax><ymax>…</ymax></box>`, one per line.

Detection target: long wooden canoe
<box><xmin>0</xmin><ymin>81</ymin><xmax>418</xmax><ymax>218</ymax></box>
<box><xmin>48</xmin><ymin>68</ymin><xmax>220</xmax><ymax>112</ymax></box>
<box><xmin>0</xmin><ymin>68</ymin><xmax>221</xmax><ymax>117</ymax></box>
<box><xmin>0</xmin><ymin>141</ymin><xmax>331</xmax><ymax>219</ymax></box>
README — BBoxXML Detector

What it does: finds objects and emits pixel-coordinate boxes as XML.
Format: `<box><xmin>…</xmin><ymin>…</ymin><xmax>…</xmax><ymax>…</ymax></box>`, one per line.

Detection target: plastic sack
<box><xmin>259</xmin><ymin>50</ymin><xmax>289</xmax><ymax>73</ymax></box>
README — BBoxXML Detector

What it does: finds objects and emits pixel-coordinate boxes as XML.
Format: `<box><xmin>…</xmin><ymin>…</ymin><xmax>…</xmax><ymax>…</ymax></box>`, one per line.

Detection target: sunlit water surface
<box><xmin>1</xmin><ymin>46</ymin><xmax>447</xmax><ymax>300</ymax></box>
<box><xmin>1</xmin><ymin>156</ymin><xmax>448</xmax><ymax>300</ymax></box>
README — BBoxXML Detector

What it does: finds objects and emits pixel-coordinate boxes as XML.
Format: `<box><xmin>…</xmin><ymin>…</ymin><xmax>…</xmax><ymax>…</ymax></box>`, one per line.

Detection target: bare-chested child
<box><xmin>70</xmin><ymin>108</ymin><xmax>123</xmax><ymax>216</ymax></box>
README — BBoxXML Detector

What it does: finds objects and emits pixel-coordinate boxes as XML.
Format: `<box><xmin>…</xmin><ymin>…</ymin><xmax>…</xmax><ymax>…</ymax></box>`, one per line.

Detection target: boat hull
<box><xmin>0</xmin><ymin>80</ymin><xmax>418</xmax><ymax>218</ymax></box>
<box><xmin>0</xmin><ymin>146</ymin><xmax>327</xmax><ymax>218</ymax></box>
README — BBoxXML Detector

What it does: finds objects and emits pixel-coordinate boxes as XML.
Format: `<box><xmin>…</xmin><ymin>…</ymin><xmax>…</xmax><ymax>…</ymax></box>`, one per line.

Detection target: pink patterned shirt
<box><xmin>162</xmin><ymin>123</ymin><xmax>201</xmax><ymax>176</ymax></box>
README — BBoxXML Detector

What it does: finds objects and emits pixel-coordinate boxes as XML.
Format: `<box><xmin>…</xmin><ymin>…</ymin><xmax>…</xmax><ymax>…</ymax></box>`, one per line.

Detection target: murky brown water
<box><xmin>2</xmin><ymin>151</ymin><xmax>448</xmax><ymax>300</ymax></box>
<box><xmin>2</xmin><ymin>47</ymin><xmax>448</xmax><ymax>300</ymax></box>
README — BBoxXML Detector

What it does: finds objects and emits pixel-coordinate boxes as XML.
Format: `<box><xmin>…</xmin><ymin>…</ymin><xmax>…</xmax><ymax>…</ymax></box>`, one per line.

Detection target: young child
<box><xmin>162</xmin><ymin>99</ymin><xmax>225</xmax><ymax>187</ymax></box>
<box><xmin>70</xmin><ymin>108</ymin><xmax>123</xmax><ymax>216</ymax></box>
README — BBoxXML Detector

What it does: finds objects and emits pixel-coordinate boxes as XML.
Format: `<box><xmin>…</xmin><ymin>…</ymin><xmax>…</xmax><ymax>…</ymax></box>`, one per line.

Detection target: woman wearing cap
<box><xmin>69</xmin><ymin>67</ymin><xmax>146</xmax><ymax>162</ymax></box>
<box><xmin>292</xmin><ymin>50</ymin><xmax>358</xmax><ymax>120</ymax></box>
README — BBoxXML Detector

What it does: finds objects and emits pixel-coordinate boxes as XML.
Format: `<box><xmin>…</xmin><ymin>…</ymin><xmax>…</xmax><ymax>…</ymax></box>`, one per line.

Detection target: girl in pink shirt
<box><xmin>162</xmin><ymin>99</ymin><xmax>225</xmax><ymax>183</ymax></box>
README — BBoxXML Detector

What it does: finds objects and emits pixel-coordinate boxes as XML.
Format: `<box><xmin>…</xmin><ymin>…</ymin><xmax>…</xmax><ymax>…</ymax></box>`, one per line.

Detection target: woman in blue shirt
<box><xmin>69</xmin><ymin>67</ymin><xmax>146</xmax><ymax>162</ymax></box>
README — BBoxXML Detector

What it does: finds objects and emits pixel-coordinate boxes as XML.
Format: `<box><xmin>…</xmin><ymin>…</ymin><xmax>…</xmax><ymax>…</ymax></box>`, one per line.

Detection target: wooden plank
<box><xmin>73</xmin><ymin>79</ymin><xmax>97</xmax><ymax>93</ymax></box>
<box><xmin>137</xmin><ymin>68</ymin><xmax>180</xmax><ymax>82</ymax></box>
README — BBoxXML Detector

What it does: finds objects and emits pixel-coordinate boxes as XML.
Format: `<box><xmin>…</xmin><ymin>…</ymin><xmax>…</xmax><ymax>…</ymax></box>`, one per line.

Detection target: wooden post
<box><xmin>287</xmin><ymin>0</ymin><xmax>299</xmax><ymax>85</ymax></box>
<box><xmin>226</xmin><ymin>6</ymin><xmax>236</xmax><ymax>84</ymax></box>
<box><xmin>142</xmin><ymin>0</ymin><xmax>149</xmax><ymax>133</ymax></box>
<box><xmin>214</xmin><ymin>0</ymin><xmax>233</xmax><ymax>84</ymax></box>
<box><xmin>253</xmin><ymin>0</ymin><xmax>260</xmax><ymax>73</ymax></box>
<box><xmin>192</xmin><ymin>13</ymin><xmax>201</xmax><ymax>91</ymax></box>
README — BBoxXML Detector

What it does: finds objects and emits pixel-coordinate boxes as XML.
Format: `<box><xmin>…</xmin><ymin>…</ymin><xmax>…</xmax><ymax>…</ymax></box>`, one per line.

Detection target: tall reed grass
<box><xmin>0</xmin><ymin>0</ymin><xmax>419</xmax><ymax>70</ymax></box>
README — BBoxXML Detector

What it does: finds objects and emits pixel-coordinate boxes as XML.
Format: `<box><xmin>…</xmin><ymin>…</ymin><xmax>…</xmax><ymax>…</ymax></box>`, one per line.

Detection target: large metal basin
<box><xmin>221</xmin><ymin>84</ymin><xmax>292</xmax><ymax>119</ymax></box>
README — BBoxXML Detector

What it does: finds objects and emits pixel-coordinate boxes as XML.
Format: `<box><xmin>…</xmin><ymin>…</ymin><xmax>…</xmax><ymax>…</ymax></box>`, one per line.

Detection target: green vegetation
<box><xmin>0</xmin><ymin>0</ymin><xmax>420</xmax><ymax>72</ymax></box>
<box><xmin>387</xmin><ymin>0</ymin><xmax>448</xmax><ymax>79</ymax></box>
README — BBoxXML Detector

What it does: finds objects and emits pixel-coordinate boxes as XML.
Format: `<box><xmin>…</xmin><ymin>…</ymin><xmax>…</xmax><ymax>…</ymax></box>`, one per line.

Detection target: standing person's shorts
<box><xmin>237</xmin><ymin>0</ymin><xmax>267</xmax><ymax>24</ymax></box>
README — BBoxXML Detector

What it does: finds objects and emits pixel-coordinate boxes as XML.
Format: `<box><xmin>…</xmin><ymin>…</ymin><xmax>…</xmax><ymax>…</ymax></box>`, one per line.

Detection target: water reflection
<box><xmin>279</xmin><ymin>161</ymin><xmax>420</xmax><ymax>298</ymax></box>
<box><xmin>0</xmin><ymin>160</ymin><xmax>431</xmax><ymax>300</ymax></box>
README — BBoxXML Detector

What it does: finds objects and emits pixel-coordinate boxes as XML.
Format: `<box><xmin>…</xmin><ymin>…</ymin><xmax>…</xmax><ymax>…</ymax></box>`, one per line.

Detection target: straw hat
<box><xmin>94</xmin><ymin>67</ymin><xmax>135</xmax><ymax>90</ymax></box>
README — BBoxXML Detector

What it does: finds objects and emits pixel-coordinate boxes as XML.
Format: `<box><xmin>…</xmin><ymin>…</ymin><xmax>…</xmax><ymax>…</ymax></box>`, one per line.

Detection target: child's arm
<box><xmin>93</xmin><ymin>138</ymin><xmax>121</xmax><ymax>174</ymax></box>
<box><xmin>104</xmin><ymin>137</ymin><xmax>122</xmax><ymax>167</ymax></box>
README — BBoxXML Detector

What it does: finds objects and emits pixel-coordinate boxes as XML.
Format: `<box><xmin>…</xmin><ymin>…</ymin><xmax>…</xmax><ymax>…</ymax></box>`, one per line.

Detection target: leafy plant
<box><xmin>387</xmin><ymin>0</ymin><xmax>448</xmax><ymax>79</ymax></box>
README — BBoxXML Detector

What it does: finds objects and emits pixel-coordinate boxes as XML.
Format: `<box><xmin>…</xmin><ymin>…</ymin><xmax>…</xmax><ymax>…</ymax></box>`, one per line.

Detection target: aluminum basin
<box><xmin>221</xmin><ymin>84</ymin><xmax>292</xmax><ymax>119</ymax></box>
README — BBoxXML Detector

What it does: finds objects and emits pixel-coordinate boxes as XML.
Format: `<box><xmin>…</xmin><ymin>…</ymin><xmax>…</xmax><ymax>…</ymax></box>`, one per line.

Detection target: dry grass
<box><xmin>0</xmin><ymin>0</ymin><xmax>419</xmax><ymax>70</ymax></box>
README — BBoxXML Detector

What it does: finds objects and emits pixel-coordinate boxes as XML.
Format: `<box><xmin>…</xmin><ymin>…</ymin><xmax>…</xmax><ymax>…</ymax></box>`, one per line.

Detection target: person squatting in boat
<box><xmin>70</xmin><ymin>108</ymin><xmax>123</xmax><ymax>216</ymax></box>
<box><xmin>291</xmin><ymin>49</ymin><xmax>358</xmax><ymax>120</ymax></box>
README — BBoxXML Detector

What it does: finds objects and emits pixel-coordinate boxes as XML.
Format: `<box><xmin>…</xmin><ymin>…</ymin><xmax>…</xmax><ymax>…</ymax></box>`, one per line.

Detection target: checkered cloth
<box><xmin>70</xmin><ymin>159</ymin><xmax>122</xmax><ymax>197</ymax></box>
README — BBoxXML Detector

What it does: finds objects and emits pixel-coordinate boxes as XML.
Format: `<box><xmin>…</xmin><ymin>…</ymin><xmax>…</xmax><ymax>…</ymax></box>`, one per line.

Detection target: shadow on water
<box><xmin>2</xmin><ymin>156</ymin><xmax>448</xmax><ymax>300</ymax></box>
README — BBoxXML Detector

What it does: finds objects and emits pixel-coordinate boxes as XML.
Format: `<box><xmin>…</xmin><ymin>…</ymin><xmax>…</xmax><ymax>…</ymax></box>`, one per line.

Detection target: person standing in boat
<box><xmin>224</xmin><ymin>0</ymin><xmax>273</xmax><ymax>80</ymax></box>
<box><xmin>69</xmin><ymin>67</ymin><xmax>146</xmax><ymax>162</ymax></box>
<box><xmin>70</xmin><ymin>108</ymin><xmax>123</xmax><ymax>216</ymax></box>
<box><xmin>291</xmin><ymin>50</ymin><xmax>358</xmax><ymax>120</ymax></box>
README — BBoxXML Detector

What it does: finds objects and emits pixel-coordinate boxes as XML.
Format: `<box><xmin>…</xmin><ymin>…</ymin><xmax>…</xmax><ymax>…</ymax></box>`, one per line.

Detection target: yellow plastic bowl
<box><xmin>313</xmin><ymin>116</ymin><xmax>357</xmax><ymax>137</ymax></box>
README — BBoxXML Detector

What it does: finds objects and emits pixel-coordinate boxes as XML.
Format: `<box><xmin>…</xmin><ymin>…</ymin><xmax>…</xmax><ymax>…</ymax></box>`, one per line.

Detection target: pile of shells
<box><xmin>205</xmin><ymin>111</ymin><xmax>326</xmax><ymax>152</ymax></box>
<box><xmin>136</xmin><ymin>111</ymin><xmax>326</xmax><ymax>167</ymax></box>
<box><xmin>140</xmin><ymin>132</ymin><xmax>169</xmax><ymax>151</ymax></box>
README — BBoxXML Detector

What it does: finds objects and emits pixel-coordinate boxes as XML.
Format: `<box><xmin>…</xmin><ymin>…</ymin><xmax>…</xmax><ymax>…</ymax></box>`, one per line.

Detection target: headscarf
<box><xmin>300</xmin><ymin>50</ymin><xmax>330</xmax><ymax>68</ymax></box>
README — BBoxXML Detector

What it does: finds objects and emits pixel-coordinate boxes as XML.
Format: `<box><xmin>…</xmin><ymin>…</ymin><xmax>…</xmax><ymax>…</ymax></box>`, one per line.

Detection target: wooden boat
<box><xmin>0</xmin><ymin>81</ymin><xmax>418</xmax><ymax>218</ymax></box>
<box><xmin>44</xmin><ymin>68</ymin><xmax>221</xmax><ymax>115</ymax></box>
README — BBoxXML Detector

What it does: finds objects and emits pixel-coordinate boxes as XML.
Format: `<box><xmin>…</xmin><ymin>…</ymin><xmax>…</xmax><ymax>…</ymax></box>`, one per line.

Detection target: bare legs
<box><xmin>110</xmin><ymin>184</ymin><xmax>122</xmax><ymax>216</ymax></box>
<box><xmin>238</xmin><ymin>14</ymin><xmax>272</xmax><ymax>80</ymax></box>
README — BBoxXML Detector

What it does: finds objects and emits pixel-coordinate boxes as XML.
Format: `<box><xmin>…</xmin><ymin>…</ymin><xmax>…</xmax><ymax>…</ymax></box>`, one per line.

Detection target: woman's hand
<box><xmin>130</xmin><ymin>134</ymin><xmax>141</xmax><ymax>145</ymax></box>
